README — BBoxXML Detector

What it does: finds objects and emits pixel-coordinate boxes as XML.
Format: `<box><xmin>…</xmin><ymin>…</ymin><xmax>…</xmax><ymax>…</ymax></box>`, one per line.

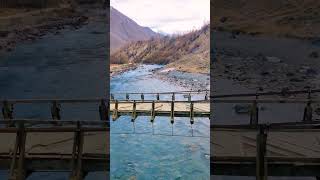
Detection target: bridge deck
<box><xmin>0</xmin><ymin>121</ymin><xmax>109</xmax><ymax>179</ymax></box>
<box><xmin>211</xmin><ymin>127</ymin><xmax>320</xmax><ymax>176</ymax></box>
<box><xmin>110</xmin><ymin>101</ymin><xmax>210</xmax><ymax>117</ymax></box>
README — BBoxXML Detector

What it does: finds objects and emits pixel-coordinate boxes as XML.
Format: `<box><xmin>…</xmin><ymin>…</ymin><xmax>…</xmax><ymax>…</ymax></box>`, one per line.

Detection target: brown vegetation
<box><xmin>212</xmin><ymin>0</ymin><xmax>320</xmax><ymax>38</ymax></box>
<box><xmin>110</xmin><ymin>24</ymin><xmax>210</xmax><ymax>74</ymax></box>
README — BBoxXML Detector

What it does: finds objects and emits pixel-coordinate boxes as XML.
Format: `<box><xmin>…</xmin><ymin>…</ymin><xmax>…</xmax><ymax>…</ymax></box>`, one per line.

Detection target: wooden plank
<box><xmin>211</xmin><ymin>129</ymin><xmax>320</xmax><ymax>176</ymax></box>
<box><xmin>0</xmin><ymin>157</ymin><xmax>108</xmax><ymax>172</ymax></box>
<box><xmin>109</xmin><ymin>101</ymin><xmax>210</xmax><ymax>117</ymax></box>
<box><xmin>211</xmin><ymin>160</ymin><xmax>320</xmax><ymax>176</ymax></box>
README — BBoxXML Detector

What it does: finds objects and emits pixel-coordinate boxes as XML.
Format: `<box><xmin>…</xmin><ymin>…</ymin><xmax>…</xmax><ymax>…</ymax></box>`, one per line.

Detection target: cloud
<box><xmin>111</xmin><ymin>0</ymin><xmax>209</xmax><ymax>34</ymax></box>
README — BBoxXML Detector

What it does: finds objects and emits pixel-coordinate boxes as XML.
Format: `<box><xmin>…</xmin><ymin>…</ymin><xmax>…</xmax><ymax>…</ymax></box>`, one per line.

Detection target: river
<box><xmin>110</xmin><ymin>64</ymin><xmax>210</xmax><ymax>180</ymax></box>
<box><xmin>0</xmin><ymin>8</ymin><xmax>107</xmax><ymax>180</ymax></box>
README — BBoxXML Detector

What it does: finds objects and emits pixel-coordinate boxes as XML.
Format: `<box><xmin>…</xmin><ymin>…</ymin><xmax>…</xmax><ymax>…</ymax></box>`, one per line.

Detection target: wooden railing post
<box><xmin>303</xmin><ymin>101</ymin><xmax>313</xmax><ymax>122</ymax></box>
<box><xmin>131</xmin><ymin>100</ymin><xmax>137</xmax><ymax>121</ymax></box>
<box><xmin>51</xmin><ymin>100</ymin><xmax>61</xmax><ymax>120</ymax></box>
<box><xmin>190</xmin><ymin>101</ymin><xmax>194</xmax><ymax>124</ymax></box>
<box><xmin>303</xmin><ymin>90</ymin><xmax>313</xmax><ymax>122</ymax></box>
<box><xmin>16</xmin><ymin>122</ymin><xmax>26</xmax><ymax>180</ymax></box>
<box><xmin>70</xmin><ymin>121</ymin><xmax>84</xmax><ymax>180</ymax></box>
<box><xmin>256</xmin><ymin>125</ymin><xmax>268</xmax><ymax>180</ymax></box>
<box><xmin>170</xmin><ymin>101</ymin><xmax>174</xmax><ymax>124</ymax></box>
<box><xmin>141</xmin><ymin>93</ymin><xmax>144</xmax><ymax>101</ymax></box>
<box><xmin>2</xmin><ymin>100</ymin><xmax>14</xmax><ymax>127</ymax></box>
<box><xmin>126</xmin><ymin>93</ymin><xmax>129</xmax><ymax>101</ymax></box>
<box><xmin>150</xmin><ymin>101</ymin><xmax>155</xmax><ymax>123</ymax></box>
<box><xmin>99</xmin><ymin>99</ymin><xmax>109</xmax><ymax>127</ymax></box>
<box><xmin>112</xmin><ymin>100</ymin><xmax>119</xmax><ymax>121</ymax></box>
<box><xmin>9</xmin><ymin>122</ymin><xmax>27</xmax><ymax>180</ymax></box>
<box><xmin>156</xmin><ymin>93</ymin><xmax>160</xmax><ymax>101</ymax></box>
<box><xmin>188</xmin><ymin>93</ymin><xmax>191</xmax><ymax>102</ymax></box>
<box><xmin>250</xmin><ymin>100</ymin><xmax>259</xmax><ymax>126</ymax></box>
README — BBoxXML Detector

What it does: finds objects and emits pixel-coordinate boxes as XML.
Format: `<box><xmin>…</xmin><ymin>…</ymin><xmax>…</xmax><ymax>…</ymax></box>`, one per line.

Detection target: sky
<box><xmin>110</xmin><ymin>0</ymin><xmax>210</xmax><ymax>35</ymax></box>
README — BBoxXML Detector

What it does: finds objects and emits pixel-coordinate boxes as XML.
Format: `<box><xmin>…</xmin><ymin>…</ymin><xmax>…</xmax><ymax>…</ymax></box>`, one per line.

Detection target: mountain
<box><xmin>212</xmin><ymin>0</ymin><xmax>320</xmax><ymax>38</ymax></box>
<box><xmin>110</xmin><ymin>7</ymin><xmax>158</xmax><ymax>51</ymax></box>
<box><xmin>111</xmin><ymin>24</ymin><xmax>210</xmax><ymax>74</ymax></box>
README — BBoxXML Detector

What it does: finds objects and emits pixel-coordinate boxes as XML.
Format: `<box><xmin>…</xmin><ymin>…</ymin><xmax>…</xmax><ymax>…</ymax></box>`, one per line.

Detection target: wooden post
<box><xmin>172</xmin><ymin>93</ymin><xmax>175</xmax><ymax>101</ymax></box>
<box><xmin>75</xmin><ymin>128</ymin><xmax>84</xmax><ymax>180</ymax></box>
<box><xmin>156</xmin><ymin>93</ymin><xmax>160</xmax><ymax>101</ymax></box>
<box><xmin>51</xmin><ymin>101</ymin><xmax>61</xmax><ymax>120</ymax></box>
<box><xmin>126</xmin><ymin>93</ymin><xmax>129</xmax><ymax>101</ymax></box>
<box><xmin>110</xmin><ymin>94</ymin><xmax>114</xmax><ymax>100</ymax></box>
<box><xmin>112</xmin><ymin>100</ymin><xmax>118</xmax><ymax>121</ymax></box>
<box><xmin>188</xmin><ymin>93</ymin><xmax>191</xmax><ymax>102</ymax></box>
<box><xmin>170</xmin><ymin>101</ymin><xmax>174</xmax><ymax>124</ymax></box>
<box><xmin>303</xmin><ymin>101</ymin><xmax>313</xmax><ymax>122</ymax></box>
<box><xmin>70</xmin><ymin>125</ymin><xmax>79</xmax><ymax>180</ymax></box>
<box><xmin>256</xmin><ymin>125</ymin><xmax>267</xmax><ymax>180</ymax></box>
<box><xmin>9</xmin><ymin>128</ymin><xmax>20</xmax><ymax>180</ymax></box>
<box><xmin>17</xmin><ymin>122</ymin><xmax>26</xmax><ymax>180</ymax></box>
<box><xmin>141</xmin><ymin>93</ymin><xmax>144</xmax><ymax>101</ymax></box>
<box><xmin>131</xmin><ymin>100</ymin><xmax>137</xmax><ymax>121</ymax></box>
<box><xmin>99</xmin><ymin>99</ymin><xmax>109</xmax><ymax>127</ymax></box>
<box><xmin>250</xmin><ymin>100</ymin><xmax>259</xmax><ymax>126</ymax></box>
<box><xmin>150</xmin><ymin>101</ymin><xmax>155</xmax><ymax>123</ymax></box>
<box><xmin>205</xmin><ymin>91</ymin><xmax>208</xmax><ymax>100</ymax></box>
<box><xmin>190</xmin><ymin>102</ymin><xmax>194</xmax><ymax>125</ymax></box>
<box><xmin>70</xmin><ymin>122</ymin><xmax>84</xmax><ymax>180</ymax></box>
<box><xmin>2</xmin><ymin>100</ymin><xmax>13</xmax><ymax>127</ymax></box>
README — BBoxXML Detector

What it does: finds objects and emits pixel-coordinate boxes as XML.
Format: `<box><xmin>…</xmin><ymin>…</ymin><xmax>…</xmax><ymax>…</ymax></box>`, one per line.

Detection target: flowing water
<box><xmin>110</xmin><ymin>64</ymin><xmax>210</xmax><ymax>180</ymax></box>
<box><xmin>0</xmin><ymin>10</ymin><xmax>107</xmax><ymax>179</ymax></box>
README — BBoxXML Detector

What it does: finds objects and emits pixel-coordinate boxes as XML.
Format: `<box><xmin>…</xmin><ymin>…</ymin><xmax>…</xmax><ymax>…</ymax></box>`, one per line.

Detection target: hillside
<box><xmin>111</xmin><ymin>24</ymin><xmax>210</xmax><ymax>74</ymax></box>
<box><xmin>110</xmin><ymin>7</ymin><xmax>158</xmax><ymax>51</ymax></box>
<box><xmin>212</xmin><ymin>0</ymin><xmax>320</xmax><ymax>38</ymax></box>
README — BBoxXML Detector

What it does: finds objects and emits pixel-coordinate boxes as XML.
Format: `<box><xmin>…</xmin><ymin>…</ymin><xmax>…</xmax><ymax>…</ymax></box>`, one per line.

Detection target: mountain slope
<box><xmin>110</xmin><ymin>7</ymin><xmax>158</xmax><ymax>51</ymax></box>
<box><xmin>212</xmin><ymin>0</ymin><xmax>320</xmax><ymax>38</ymax></box>
<box><xmin>111</xmin><ymin>24</ymin><xmax>210</xmax><ymax>74</ymax></box>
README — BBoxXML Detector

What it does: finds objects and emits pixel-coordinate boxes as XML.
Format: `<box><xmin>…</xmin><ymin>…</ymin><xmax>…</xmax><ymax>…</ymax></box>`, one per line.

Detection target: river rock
<box><xmin>266</xmin><ymin>56</ymin><xmax>282</xmax><ymax>63</ymax></box>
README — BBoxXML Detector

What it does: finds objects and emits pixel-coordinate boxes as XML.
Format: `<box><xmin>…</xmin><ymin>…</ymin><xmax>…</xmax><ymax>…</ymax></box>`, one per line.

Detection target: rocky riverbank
<box><xmin>213</xmin><ymin>31</ymin><xmax>320</xmax><ymax>93</ymax></box>
<box><xmin>110</xmin><ymin>63</ymin><xmax>138</xmax><ymax>77</ymax></box>
<box><xmin>0</xmin><ymin>7</ymin><xmax>90</xmax><ymax>54</ymax></box>
<box><xmin>155</xmin><ymin>67</ymin><xmax>210</xmax><ymax>91</ymax></box>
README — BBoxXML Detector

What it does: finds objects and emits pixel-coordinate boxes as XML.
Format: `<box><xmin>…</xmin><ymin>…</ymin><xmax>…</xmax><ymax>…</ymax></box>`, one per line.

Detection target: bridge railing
<box><xmin>110</xmin><ymin>90</ymin><xmax>209</xmax><ymax>101</ymax></box>
<box><xmin>0</xmin><ymin>119</ymin><xmax>108</xmax><ymax>179</ymax></box>
<box><xmin>212</xmin><ymin>88</ymin><xmax>320</xmax><ymax>125</ymax></box>
<box><xmin>0</xmin><ymin>98</ymin><xmax>110</xmax><ymax>127</ymax></box>
<box><xmin>212</xmin><ymin>89</ymin><xmax>320</xmax><ymax>178</ymax></box>
<box><xmin>211</xmin><ymin>123</ymin><xmax>320</xmax><ymax>178</ymax></box>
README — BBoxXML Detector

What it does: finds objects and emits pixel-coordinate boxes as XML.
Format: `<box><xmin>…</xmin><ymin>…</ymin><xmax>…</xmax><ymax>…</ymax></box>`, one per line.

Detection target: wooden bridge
<box><xmin>0</xmin><ymin>90</ymin><xmax>209</xmax><ymax>179</ymax></box>
<box><xmin>0</xmin><ymin>98</ymin><xmax>109</xmax><ymax>180</ymax></box>
<box><xmin>211</xmin><ymin>89</ymin><xmax>320</xmax><ymax>180</ymax></box>
<box><xmin>110</xmin><ymin>90</ymin><xmax>210</xmax><ymax>122</ymax></box>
